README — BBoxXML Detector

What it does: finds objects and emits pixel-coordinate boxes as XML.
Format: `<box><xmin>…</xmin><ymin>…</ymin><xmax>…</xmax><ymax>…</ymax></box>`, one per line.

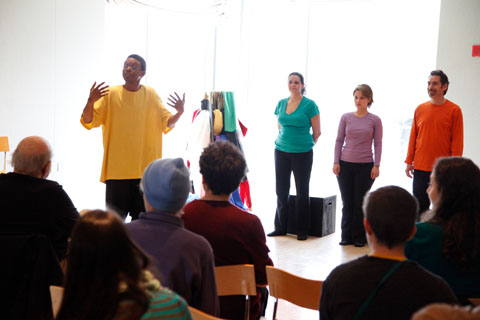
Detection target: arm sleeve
<box><xmin>157</xmin><ymin>95</ymin><xmax>173</xmax><ymax>133</ymax></box>
<box><xmin>306</xmin><ymin>100</ymin><xmax>320</xmax><ymax>118</ymax></box>
<box><xmin>405</xmin><ymin>111</ymin><xmax>418</xmax><ymax>164</ymax></box>
<box><xmin>194</xmin><ymin>246</ymin><xmax>220</xmax><ymax>316</ymax></box>
<box><xmin>274</xmin><ymin>100</ymin><xmax>283</xmax><ymax>116</ymax></box>
<box><xmin>80</xmin><ymin>98</ymin><xmax>107</xmax><ymax>129</ymax></box>
<box><xmin>373</xmin><ymin>116</ymin><xmax>383</xmax><ymax>166</ymax></box>
<box><xmin>334</xmin><ymin>115</ymin><xmax>346</xmax><ymax>164</ymax></box>
<box><xmin>53</xmin><ymin>186</ymin><xmax>80</xmax><ymax>260</ymax></box>
<box><xmin>245</xmin><ymin>216</ymin><xmax>273</xmax><ymax>285</ymax></box>
<box><xmin>319</xmin><ymin>277</ymin><xmax>332</xmax><ymax>320</ymax></box>
<box><xmin>450</xmin><ymin>107</ymin><xmax>464</xmax><ymax>156</ymax></box>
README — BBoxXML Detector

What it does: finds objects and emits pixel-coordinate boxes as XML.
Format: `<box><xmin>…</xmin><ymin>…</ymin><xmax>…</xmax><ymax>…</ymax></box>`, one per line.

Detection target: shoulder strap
<box><xmin>353</xmin><ymin>260</ymin><xmax>406</xmax><ymax>320</ymax></box>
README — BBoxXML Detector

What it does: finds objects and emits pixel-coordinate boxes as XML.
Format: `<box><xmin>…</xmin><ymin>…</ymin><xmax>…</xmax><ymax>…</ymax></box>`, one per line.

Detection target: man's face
<box><xmin>122</xmin><ymin>58</ymin><xmax>145</xmax><ymax>83</ymax></box>
<box><xmin>427</xmin><ymin>75</ymin><xmax>447</xmax><ymax>99</ymax></box>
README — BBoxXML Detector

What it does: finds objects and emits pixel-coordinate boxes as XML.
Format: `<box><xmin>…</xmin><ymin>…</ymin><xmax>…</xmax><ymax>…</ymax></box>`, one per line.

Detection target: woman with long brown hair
<box><xmin>56</xmin><ymin>210</ymin><xmax>191</xmax><ymax>320</ymax></box>
<box><xmin>405</xmin><ymin>156</ymin><xmax>480</xmax><ymax>302</ymax></box>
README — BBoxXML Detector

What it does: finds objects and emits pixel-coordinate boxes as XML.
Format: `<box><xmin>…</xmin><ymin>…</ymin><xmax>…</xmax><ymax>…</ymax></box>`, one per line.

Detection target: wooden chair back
<box><xmin>189</xmin><ymin>306</ymin><xmax>226</xmax><ymax>320</ymax></box>
<box><xmin>266</xmin><ymin>266</ymin><xmax>323</xmax><ymax>319</ymax></box>
<box><xmin>214</xmin><ymin>264</ymin><xmax>257</xmax><ymax>320</ymax></box>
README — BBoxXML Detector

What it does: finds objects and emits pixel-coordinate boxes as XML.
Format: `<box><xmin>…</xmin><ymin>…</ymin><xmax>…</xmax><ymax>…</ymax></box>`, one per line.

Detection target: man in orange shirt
<box><xmin>405</xmin><ymin>70</ymin><xmax>463</xmax><ymax>218</ymax></box>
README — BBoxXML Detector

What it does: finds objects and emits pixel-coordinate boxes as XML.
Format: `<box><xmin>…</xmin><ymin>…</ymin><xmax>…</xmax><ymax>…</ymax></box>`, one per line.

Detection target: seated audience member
<box><xmin>320</xmin><ymin>186</ymin><xmax>457</xmax><ymax>320</ymax></box>
<box><xmin>412</xmin><ymin>303</ymin><xmax>480</xmax><ymax>320</ymax></box>
<box><xmin>127</xmin><ymin>158</ymin><xmax>219</xmax><ymax>316</ymax></box>
<box><xmin>405</xmin><ymin>157</ymin><xmax>480</xmax><ymax>302</ymax></box>
<box><xmin>183</xmin><ymin>141</ymin><xmax>273</xmax><ymax>320</ymax></box>
<box><xmin>0</xmin><ymin>136</ymin><xmax>79</xmax><ymax>261</ymax></box>
<box><xmin>56</xmin><ymin>210</ymin><xmax>192</xmax><ymax>320</ymax></box>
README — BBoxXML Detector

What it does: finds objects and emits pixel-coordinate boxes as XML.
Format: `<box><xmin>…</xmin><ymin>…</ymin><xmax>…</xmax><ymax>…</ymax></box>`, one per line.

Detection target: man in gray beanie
<box><xmin>127</xmin><ymin>158</ymin><xmax>219</xmax><ymax>316</ymax></box>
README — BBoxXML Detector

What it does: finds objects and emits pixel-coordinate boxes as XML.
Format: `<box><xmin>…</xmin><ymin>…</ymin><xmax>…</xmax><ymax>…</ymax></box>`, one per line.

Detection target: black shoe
<box><xmin>354</xmin><ymin>242</ymin><xmax>365</xmax><ymax>247</ymax></box>
<box><xmin>267</xmin><ymin>230</ymin><xmax>287</xmax><ymax>237</ymax></box>
<box><xmin>339</xmin><ymin>240</ymin><xmax>352</xmax><ymax>246</ymax></box>
<box><xmin>297</xmin><ymin>234</ymin><xmax>307</xmax><ymax>241</ymax></box>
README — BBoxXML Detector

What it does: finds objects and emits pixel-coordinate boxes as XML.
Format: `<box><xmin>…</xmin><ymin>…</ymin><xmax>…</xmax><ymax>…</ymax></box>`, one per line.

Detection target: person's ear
<box><xmin>41</xmin><ymin>161</ymin><xmax>51</xmax><ymax>179</ymax></box>
<box><xmin>407</xmin><ymin>224</ymin><xmax>417</xmax><ymax>241</ymax></box>
<box><xmin>364</xmin><ymin>218</ymin><xmax>374</xmax><ymax>235</ymax></box>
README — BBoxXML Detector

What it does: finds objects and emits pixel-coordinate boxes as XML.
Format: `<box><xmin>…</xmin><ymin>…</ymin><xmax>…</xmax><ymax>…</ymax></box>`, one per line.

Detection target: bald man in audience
<box><xmin>0</xmin><ymin>136</ymin><xmax>79</xmax><ymax>261</ymax></box>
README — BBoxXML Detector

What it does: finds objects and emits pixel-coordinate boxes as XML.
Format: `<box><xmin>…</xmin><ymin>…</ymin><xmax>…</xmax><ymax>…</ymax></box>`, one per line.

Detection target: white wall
<box><xmin>1</xmin><ymin>0</ymin><xmax>479</xmax><ymax>212</ymax></box>
<box><xmin>0</xmin><ymin>0</ymin><xmax>106</xmax><ymax>210</ymax></box>
<box><xmin>437</xmin><ymin>0</ymin><xmax>480</xmax><ymax>163</ymax></box>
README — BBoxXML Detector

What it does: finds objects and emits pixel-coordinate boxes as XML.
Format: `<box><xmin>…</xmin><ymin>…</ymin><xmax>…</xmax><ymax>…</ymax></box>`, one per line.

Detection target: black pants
<box><xmin>413</xmin><ymin>169</ymin><xmax>431</xmax><ymax>219</ymax></box>
<box><xmin>274</xmin><ymin>149</ymin><xmax>313</xmax><ymax>235</ymax></box>
<box><xmin>105</xmin><ymin>179</ymin><xmax>145</xmax><ymax>220</ymax></box>
<box><xmin>337</xmin><ymin>161</ymin><xmax>375</xmax><ymax>243</ymax></box>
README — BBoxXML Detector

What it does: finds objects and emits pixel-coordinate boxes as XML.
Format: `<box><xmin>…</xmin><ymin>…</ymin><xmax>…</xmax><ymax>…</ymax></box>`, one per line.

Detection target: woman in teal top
<box><xmin>405</xmin><ymin>157</ymin><xmax>480</xmax><ymax>303</ymax></box>
<box><xmin>56</xmin><ymin>210</ymin><xmax>192</xmax><ymax>320</ymax></box>
<box><xmin>268</xmin><ymin>72</ymin><xmax>321</xmax><ymax>241</ymax></box>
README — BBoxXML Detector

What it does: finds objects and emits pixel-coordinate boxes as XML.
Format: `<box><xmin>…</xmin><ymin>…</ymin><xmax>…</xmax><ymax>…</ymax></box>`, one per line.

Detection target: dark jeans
<box><xmin>413</xmin><ymin>169</ymin><xmax>431</xmax><ymax>219</ymax></box>
<box><xmin>337</xmin><ymin>161</ymin><xmax>375</xmax><ymax>243</ymax></box>
<box><xmin>274</xmin><ymin>149</ymin><xmax>313</xmax><ymax>235</ymax></box>
<box><xmin>106</xmin><ymin>179</ymin><xmax>145</xmax><ymax>220</ymax></box>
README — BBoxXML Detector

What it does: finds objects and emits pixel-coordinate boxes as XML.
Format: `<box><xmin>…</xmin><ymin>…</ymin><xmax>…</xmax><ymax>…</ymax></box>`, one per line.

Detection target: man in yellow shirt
<box><xmin>81</xmin><ymin>54</ymin><xmax>185</xmax><ymax>220</ymax></box>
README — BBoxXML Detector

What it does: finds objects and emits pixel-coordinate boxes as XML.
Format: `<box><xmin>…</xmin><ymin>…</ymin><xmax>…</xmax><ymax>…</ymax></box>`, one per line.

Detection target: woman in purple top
<box><xmin>333</xmin><ymin>84</ymin><xmax>383</xmax><ymax>247</ymax></box>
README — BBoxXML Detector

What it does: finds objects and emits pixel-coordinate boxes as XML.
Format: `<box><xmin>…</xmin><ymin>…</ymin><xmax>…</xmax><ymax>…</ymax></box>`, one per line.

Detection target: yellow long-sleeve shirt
<box><xmin>81</xmin><ymin>85</ymin><xmax>172</xmax><ymax>182</ymax></box>
<box><xmin>405</xmin><ymin>100</ymin><xmax>463</xmax><ymax>172</ymax></box>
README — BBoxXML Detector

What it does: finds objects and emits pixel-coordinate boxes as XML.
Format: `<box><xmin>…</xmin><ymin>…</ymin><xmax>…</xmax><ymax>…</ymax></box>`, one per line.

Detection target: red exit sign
<box><xmin>473</xmin><ymin>45</ymin><xmax>480</xmax><ymax>57</ymax></box>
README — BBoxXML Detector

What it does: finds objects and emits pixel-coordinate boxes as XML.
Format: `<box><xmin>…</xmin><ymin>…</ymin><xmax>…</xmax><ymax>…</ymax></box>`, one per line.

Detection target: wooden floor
<box><xmin>261</xmin><ymin>231</ymin><xmax>369</xmax><ymax>320</ymax></box>
<box><xmin>250</xmin><ymin>189</ymin><xmax>371</xmax><ymax>320</ymax></box>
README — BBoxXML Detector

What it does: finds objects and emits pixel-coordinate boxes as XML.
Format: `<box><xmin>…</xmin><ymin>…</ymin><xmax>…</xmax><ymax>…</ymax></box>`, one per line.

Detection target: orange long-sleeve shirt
<box><xmin>405</xmin><ymin>100</ymin><xmax>463</xmax><ymax>172</ymax></box>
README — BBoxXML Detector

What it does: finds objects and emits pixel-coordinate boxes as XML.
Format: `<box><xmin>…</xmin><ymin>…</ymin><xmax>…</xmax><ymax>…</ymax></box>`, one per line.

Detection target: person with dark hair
<box><xmin>81</xmin><ymin>54</ymin><xmax>185</xmax><ymax>221</ymax></box>
<box><xmin>320</xmin><ymin>186</ymin><xmax>457</xmax><ymax>320</ymax></box>
<box><xmin>405</xmin><ymin>70</ymin><xmax>463</xmax><ymax>218</ymax></box>
<box><xmin>268</xmin><ymin>72</ymin><xmax>321</xmax><ymax>241</ymax></box>
<box><xmin>405</xmin><ymin>156</ymin><xmax>480</xmax><ymax>302</ymax></box>
<box><xmin>0</xmin><ymin>136</ymin><xmax>79</xmax><ymax>261</ymax></box>
<box><xmin>127</xmin><ymin>158</ymin><xmax>219</xmax><ymax>315</ymax></box>
<box><xmin>56</xmin><ymin>210</ymin><xmax>192</xmax><ymax>320</ymax></box>
<box><xmin>182</xmin><ymin>141</ymin><xmax>273</xmax><ymax>320</ymax></box>
<box><xmin>333</xmin><ymin>84</ymin><xmax>383</xmax><ymax>247</ymax></box>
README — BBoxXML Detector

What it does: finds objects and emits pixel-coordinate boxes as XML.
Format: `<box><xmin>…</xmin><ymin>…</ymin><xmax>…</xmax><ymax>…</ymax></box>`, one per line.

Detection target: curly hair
<box><xmin>431</xmin><ymin>157</ymin><xmax>480</xmax><ymax>270</ymax></box>
<box><xmin>56</xmin><ymin>210</ymin><xmax>150</xmax><ymax>320</ymax></box>
<box><xmin>199</xmin><ymin>141</ymin><xmax>246</xmax><ymax>195</ymax></box>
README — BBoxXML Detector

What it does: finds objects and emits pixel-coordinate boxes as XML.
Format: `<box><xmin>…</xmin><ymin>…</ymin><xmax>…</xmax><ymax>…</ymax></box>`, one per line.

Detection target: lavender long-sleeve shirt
<box><xmin>334</xmin><ymin>112</ymin><xmax>383</xmax><ymax>166</ymax></box>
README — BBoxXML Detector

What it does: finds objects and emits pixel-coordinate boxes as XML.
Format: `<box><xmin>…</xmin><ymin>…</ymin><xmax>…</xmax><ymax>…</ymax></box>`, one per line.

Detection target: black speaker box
<box><xmin>287</xmin><ymin>195</ymin><xmax>336</xmax><ymax>237</ymax></box>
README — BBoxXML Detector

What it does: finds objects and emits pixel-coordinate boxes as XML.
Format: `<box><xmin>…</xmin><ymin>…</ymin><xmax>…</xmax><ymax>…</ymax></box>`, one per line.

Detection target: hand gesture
<box><xmin>167</xmin><ymin>92</ymin><xmax>185</xmax><ymax>114</ymax></box>
<box><xmin>88</xmin><ymin>82</ymin><xmax>109</xmax><ymax>103</ymax></box>
<box><xmin>405</xmin><ymin>163</ymin><xmax>414</xmax><ymax>178</ymax></box>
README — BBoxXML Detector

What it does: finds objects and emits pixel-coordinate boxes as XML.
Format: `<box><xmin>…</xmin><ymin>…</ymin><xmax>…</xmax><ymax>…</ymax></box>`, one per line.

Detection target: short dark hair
<box><xmin>56</xmin><ymin>210</ymin><xmax>150</xmax><ymax>320</ymax></box>
<box><xmin>430</xmin><ymin>70</ymin><xmax>449</xmax><ymax>95</ymax></box>
<box><xmin>289</xmin><ymin>72</ymin><xmax>306</xmax><ymax>95</ymax></box>
<box><xmin>128</xmin><ymin>54</ymin><xmax>146</xmax><ymax>72</ymax></box>
<box><xmin>363</xmin><ymin>186</ymin><xmax>418</xmax><ymax>249</ymax></box>
<box><xmin>199</xmin><ymin>141</ymin><xmax>246</xmax><ymax>195</ymax></box>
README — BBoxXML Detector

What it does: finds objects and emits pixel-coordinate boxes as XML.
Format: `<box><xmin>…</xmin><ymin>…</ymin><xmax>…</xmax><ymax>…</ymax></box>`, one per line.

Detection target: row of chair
<box><xmin>50</xmin><ymin>264</ymin><xmax>324</xmax><ymax>320</ymax></box>
<box><xmin>177</xmin><ymin>264</ymin><xmax>323</xmax><ymax>320</ymax></box>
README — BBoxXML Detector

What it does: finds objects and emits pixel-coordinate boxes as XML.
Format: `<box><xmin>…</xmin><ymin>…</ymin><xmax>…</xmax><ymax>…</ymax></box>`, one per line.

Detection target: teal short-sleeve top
<box><xmin>274</xmin><ymin>96</ymin><xmax>319</xmax><ymax>153</ymax></box>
